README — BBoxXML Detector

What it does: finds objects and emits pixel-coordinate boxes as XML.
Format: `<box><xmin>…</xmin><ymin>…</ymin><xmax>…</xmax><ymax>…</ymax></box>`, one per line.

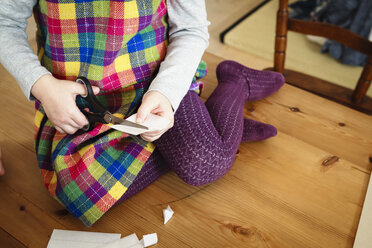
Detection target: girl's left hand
<box><xmin>136</xmin><ymin>91</ymin><xmax>174</xmax><ymax>142</ymax></box>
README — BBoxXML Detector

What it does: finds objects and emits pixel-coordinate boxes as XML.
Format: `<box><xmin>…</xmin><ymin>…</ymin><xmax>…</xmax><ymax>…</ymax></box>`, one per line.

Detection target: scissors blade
<box><xmin>109</xmin><ymin>115</ymin><xmax>149</xmax><ymax>130</ymax></box>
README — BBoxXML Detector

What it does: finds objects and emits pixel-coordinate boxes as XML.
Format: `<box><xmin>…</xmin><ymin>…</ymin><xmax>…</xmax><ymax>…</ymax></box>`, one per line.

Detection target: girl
<box><xmin>0</xmin><ymin>0</ymin><xmax>284</xmax><ymax>225</ymax></box>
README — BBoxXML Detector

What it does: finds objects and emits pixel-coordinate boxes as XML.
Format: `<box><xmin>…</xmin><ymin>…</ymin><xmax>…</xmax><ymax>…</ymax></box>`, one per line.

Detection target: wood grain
<box><xmin>266</xmin><ymin>68</ymin><xmax>372</xmax><ymax>114</ymax></box>
<box><xmin>0</xmin><ymin>227</ymin><xmax>26</xmax><ymax>248</ymax></box>
<box><xmin>1</xmin><ymin>1</ymin><xmax>372</xmax><ymax>247</ymax></box>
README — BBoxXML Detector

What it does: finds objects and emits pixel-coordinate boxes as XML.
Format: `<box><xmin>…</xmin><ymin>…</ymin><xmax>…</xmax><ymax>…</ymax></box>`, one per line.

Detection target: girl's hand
<box><xmin>31</xmin><ymin>74</ymin><xmax>100</xmax><ymax>134</ymax></box>
<box><xmin>136</xmin><ymin>91</ymin><xmax>174</xmax><ymax>142</ymax></box>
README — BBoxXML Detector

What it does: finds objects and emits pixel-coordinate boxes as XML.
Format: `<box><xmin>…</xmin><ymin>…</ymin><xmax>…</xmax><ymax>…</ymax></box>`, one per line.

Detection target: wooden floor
<box><xmin>1</xmin><ymin>1</ymin><xmax>372</xmax><ymax>247</ymax></box>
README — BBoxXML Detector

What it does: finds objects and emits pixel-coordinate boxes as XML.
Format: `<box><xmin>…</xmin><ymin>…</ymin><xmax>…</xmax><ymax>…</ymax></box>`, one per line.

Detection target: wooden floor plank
<box><xmin>0</xmin><ymin>227</ymin><xmax>26</xmax><ymax>248</ymax></box>
<box><xmin>121</xmin><ymin>131</ymin><xmax>367</xmax><ymax>248</ymax></box>
<box><xmin>246</xmin><ymin>85</ymin><xmax>372</xmax><ymax>171</ymax></box>
<box><xmin>0</xmin><ymin>183</ymin><xmax>66</xmax><ymax>248</ymax></box>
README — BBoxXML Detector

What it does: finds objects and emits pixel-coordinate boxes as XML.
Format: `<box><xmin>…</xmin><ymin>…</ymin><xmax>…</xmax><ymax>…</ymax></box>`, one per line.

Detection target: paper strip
<box><xmin>353</xmin><ymin>174</ymin><xmax>372</xmax><ymax>248</ymax></box>
<box><xmin>111</xmin><ymin>113</ymin><xmax>170</xmax><ymax>136</ymax></box>
<box><xmin>163</xmin><ymin>205</ymin><xmax>174</xmax><ymax>224</ymax></box>
<box><xmin>140</xmin><ymin>233</ymin><xmax>158</xmax><ymax>247</ymax></box>
<box><xmin>99</xmin><ymin>233</ymin><xmax>140</xmax><ymax>248</ymax></box>
<box><xmin>47</xmin><ymin>229</ymin><xmax>121</xmax><ymax>248</ymax></box>
<box><xmin>126</xmin><ymin>244</ymin><xmax>144</xmax><ymax>248</ymax></box>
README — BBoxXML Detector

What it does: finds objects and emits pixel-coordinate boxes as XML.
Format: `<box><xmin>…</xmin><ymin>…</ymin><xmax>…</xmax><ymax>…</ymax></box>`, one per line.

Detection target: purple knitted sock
<box><xmin>241</xmin><ymin>118</ymin><xmax>277</xmax><ymax>142</ymax></box>
<box><xmin>216</xmin><ymin>60</ymin><xmax>285</xmax><ymax>101</ymax></box>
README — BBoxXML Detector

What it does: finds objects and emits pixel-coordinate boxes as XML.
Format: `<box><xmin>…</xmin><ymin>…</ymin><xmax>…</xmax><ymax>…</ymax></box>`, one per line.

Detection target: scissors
<box><xmin>76</xmin><ymin>76</ymin><xmax>148</xmax><ymax>146</ymax></box>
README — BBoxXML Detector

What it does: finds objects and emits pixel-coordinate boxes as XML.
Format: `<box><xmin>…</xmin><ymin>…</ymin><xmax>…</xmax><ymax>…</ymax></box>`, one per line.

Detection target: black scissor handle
<box><xmin>76</xmin><ymin>76</ymin><xmax>108</xmax><ymax>131</ymax></box>
<box><xmin>80</xmin><ymin>111</ymin><xmax>105</xmax><ymax>131</ymax></box>
<box><xmin>76</xmin><ymin>76</ymin><xmax>106</xmax><ymax>113</ymax></box>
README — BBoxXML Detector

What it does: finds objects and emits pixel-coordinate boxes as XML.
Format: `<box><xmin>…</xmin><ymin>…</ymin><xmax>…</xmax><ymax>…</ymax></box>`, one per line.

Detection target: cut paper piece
<box><xmin>353</xmin><ymin>171</ymin><xmax>372</xmax><ymax>248</ymax></box>
<box><xmin>140</xmin><ymin>233</ymin><xmax>158</xmax><ymax>247</ymax></box>
<box><xmin>125</xmin><ymin>245</ymin><xmax>143</xmax><ymax>248</ymax></box>
<box><xmin>47</xmin><ymin>230</ymin><xmax>161</xmax><ymax>248</ymax></box>
<box><xmin>47</xmin><ymin>229</ymin><xmax>121</xmax><ymax>248</ymax></box>
<box><xmin>99</xmin><ymin>233</ymin><xmax>141</xmax><ymax>248</ymax></box>
<box><xmin>163</xmin><ymin>205</ymin><xmax>174</xmax><ymax>224</ymax></box>
<box><xmin>111</xmin><ymin>113</ymin><xmax>171</xmax><ymax>136</ymax></box>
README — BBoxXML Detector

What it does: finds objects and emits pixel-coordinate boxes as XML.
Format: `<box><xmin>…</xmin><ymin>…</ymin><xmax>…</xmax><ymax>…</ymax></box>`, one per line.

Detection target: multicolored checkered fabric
<box><xmin>33</xmin><ymin>0</ymin><xmax>168</xmax><ymax>226</ymax></box>
<box><xmin>190</xmin><ymin>60</ymin><xmax>207</xmax><ymax>95</ymax></box>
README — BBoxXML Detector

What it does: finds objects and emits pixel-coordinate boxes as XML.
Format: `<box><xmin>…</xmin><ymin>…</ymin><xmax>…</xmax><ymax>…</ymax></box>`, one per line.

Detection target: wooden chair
<box><xmin>271</xmin><ymin>0</ymin><xmax>372</xmax><ymax>114</ymax></box>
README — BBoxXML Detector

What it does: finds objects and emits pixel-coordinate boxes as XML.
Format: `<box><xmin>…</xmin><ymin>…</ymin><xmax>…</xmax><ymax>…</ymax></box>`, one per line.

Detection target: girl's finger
<box><xmin>69</xmin><ymin>118</ymin><xmax>82</xmax><ymax>129</ymax></box>
<box><xmin>62</xmin><ymin>125</ymin><xmax>78</xmax><ymax>135</ymax></box>
<box><xmin>71</xmin><ymin>115</ymin><xmax>87</xmax><ymax>129</ymax></box>
<box><xmin>55</xmin><ymin>126</ymin><xmax>65</xmax><ymax>133</ymax></box>
<box><xmin>56</xmin><ymin>124</ymin><xmax>77</xmax><ymax>135</ymax></box>
<box><xmin>141</xmin><ymin>130</ymin><xmax>161</xmax><ymax>137</ymax></box>
<box><xmin>71</xmin><ymin>107</ymin><xmax>89</xmax><ymax>127</ymax></box>
<box><xmin>137</xmin><ymin>98</ymin><xmax>156</xmax><ymax>123</ymax></box>
<box><xmin>141</xmin><ymin>134</ymin><xmax>161</xmax><ymax>142</ymax></box>
<box><xmin>141</xmin><ymin>130</ymin><xmax>165</xmax><ymax>141</ymax></box>
<box><xmin>141</xmin><ymin>121</ymin><xmax>173</xmax><ymax>137</ymax></box>
<box><xmin>92</xmin><ymin>86</ymin><xmax>100</xmax><ymax>95</ymax></box>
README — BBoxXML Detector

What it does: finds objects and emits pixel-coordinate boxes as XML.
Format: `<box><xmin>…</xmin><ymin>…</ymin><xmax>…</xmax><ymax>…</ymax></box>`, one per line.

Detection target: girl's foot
<box><xmin>241</xmin><ymin>118</ymin><xmax>277</xmax><ymax>142</ymax></box>
<box><xmin>216</xmin><ymin>60</ymin><xmax>285</xmax><ymax>101</ymax></box>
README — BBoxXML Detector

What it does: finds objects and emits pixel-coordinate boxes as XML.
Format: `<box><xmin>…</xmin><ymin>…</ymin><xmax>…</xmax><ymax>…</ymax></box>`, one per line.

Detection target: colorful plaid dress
<box><xmin>33</xmin><ymin>0</ymin><xmax>170</xmax><ymax>226</ymax></box>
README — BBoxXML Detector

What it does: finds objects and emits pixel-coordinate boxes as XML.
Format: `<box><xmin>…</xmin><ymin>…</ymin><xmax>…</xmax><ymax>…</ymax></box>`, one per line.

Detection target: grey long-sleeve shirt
<box><xmin>0</xmin><ymin>0</ymin><xmax>209</xmax><ymax>111</ymax></box>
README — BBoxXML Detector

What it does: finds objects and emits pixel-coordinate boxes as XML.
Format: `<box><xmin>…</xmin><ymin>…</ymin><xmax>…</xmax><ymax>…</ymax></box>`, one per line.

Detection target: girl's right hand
<box><xmin>31</xmin><ymin>74</ymin><xmax>100</xmax><ymax>134</ymax></box>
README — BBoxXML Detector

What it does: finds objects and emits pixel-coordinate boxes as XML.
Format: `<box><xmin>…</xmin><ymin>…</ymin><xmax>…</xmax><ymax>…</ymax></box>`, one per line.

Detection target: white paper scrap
<box><xmin>353</xmin><ymin>171</ymin><xmax>372</xmax><ymax>248</ymax></box>
<box><xmin>99</xmin><ymin>233</ymin><xmax>140</xmax><ymax>248</ymax></box>
<box><xmin>126</xmin><ymin>244</ymin><xmax>143</xmax><ymax>248</ymax></box>
<box><xmin>111</xmin><ymin>113</ymin><xmax>171</xmax><ymax>136</ymax></box>
<box><xmin>47</xmin><ymin>229</ymin><xmax>121</xmax><ymax>248</ymax></box>
<box><xmin>163</xmin><ymin>205</ymin><xmax>174</xmax><ymax>224</ymax></box>
<box><xmin>119</xmin><ymin>233</ymin><xmax>140</xmax><ymax>246</ymax></box>
<box><xmin>140</xmin><ymin>233</ymin><xmax>158</xmax><ymax>247</ymax></box>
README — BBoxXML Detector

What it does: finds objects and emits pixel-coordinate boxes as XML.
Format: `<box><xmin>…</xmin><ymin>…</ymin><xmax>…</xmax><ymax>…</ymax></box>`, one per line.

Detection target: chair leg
<box><xmin>274</xmin><ymin>0</ymin><xmax>289</xmax><ymax>74</ymax></box>
<box><xmin>352</xmin><ymin>55</ymin><xmax>372</xmax><ymax>104</ymax></box>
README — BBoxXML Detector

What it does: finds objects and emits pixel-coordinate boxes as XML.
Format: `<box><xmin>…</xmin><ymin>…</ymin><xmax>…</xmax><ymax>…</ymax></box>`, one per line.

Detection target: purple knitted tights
<box><xmin>117</xmin><ymin>60</ymin><xmax>284</xmax><ymax>202</ymax></box>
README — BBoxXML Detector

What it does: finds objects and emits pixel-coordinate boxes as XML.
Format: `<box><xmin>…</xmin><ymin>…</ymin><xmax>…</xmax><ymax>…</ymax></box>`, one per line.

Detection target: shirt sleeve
<box><xmin>145</xmin><ymin>0</ymin><xmax>210</xmax><ymax>111</ymax></box>
<box><xmin>0</xmin><ymin>0</ymin><xmax>51</xmax><ymax>100</ymax></box>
